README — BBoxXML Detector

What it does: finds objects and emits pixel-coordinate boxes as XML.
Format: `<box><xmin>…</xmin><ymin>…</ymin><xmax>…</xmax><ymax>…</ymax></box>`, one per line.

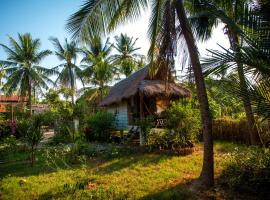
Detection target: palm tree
<box><xmin>0</xmin><ymin>33</ymin><xmax>54</xmax><ymax>115</ymax></box>
<box><xmin>80</xmin><ymin>35</ymin><xmax>115</xmax><ymax>100</ymax></box>
<box><xmin>50</xmin><ymin>37</ymin><xmax>83</xmax><ymax>105</ymax></box>
<box><xmin>112</xmin><ymin>33</ymin><xmax>145</xmax><ymax>77</ymax></box>
<box><xmin>67</xmin><ymin>0</ymin><xmax>214</xmax><ymax>187</ymax></box>
<box><xmin>188</xmin><ymin>0</ymin><xmax>262</xmax><ymax>145</ymax></box>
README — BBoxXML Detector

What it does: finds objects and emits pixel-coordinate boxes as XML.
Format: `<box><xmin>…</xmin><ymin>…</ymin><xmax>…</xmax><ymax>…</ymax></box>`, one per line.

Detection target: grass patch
<box><xmin>0</xmin><ymin>142</ymin><xmax>246</xmax><ymax>200</ymax></box>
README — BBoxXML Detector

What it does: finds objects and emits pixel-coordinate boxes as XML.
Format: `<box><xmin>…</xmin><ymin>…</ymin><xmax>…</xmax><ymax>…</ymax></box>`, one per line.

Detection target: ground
<box><xmin>0</xmin><ymin>142</ymin><xmax>244</xmax><ymax>200</ymax></box>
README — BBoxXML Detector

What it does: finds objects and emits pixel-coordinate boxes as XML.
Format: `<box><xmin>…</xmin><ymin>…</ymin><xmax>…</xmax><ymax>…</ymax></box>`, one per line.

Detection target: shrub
<box><xmin>165</xmin><ymin>101</ymin><xmax>200</xmax><ymax>144</ymax></box>
<box><xmin>24</xmin><ymin>114</ymin><xmax>44</xmax><ymax>166</ymax></box>
<box><xmin>85</xmin><ymin>111</ymin><xmax>115</xmax><ymax>142</ymax></box>
<box><xmin>221</xmin><ymin>147</ymin><xmax>270</xmax><ymax>198</ymax></box>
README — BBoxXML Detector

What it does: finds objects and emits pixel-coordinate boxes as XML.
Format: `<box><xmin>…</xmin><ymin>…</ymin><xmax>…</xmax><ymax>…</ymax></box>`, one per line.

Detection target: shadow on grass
<box><xmin>94</xmin><ymin>152</ymin><xmax>173</xmax><ymax>175</ymax></box>
<box><xmin>38</xmin><ymin>178</ymin><xmax>195</xmax><ymax>200</ymax></box>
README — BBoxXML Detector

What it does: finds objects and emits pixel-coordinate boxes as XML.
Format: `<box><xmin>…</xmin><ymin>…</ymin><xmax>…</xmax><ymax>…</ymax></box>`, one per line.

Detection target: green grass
<box><xmin>0</xmin><ymin>141</ymin><xmax>245</xmax><ymax>200</ymax></box>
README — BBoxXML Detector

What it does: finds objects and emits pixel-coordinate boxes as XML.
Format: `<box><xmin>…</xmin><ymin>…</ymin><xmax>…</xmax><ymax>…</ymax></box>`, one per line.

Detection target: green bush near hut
<box><xmin>85</xmin><ymin>111</ymin><xmax>115</xmax><ymax>142</ymax></box>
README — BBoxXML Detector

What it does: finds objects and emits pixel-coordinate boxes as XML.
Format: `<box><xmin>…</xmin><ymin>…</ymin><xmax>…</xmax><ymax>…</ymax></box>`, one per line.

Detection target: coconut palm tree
<box><xmin>50</xmin><ymin>37</ymin><xmax>83</xmax><ymax>105</ymax></box>
<box><xmin>0</xmin><ymin>33</ymin><xmax>54</xmax><ymax>115</ymax></box>
<box><xmin>112</xmin><ymin>33</ymin><xmax>145</xmax><ymax>77</ymax></box>
<box><xmin>80</xmin><ymin>35</ymin><xmax>115</xmax><ymax>100</ymax></box>
<box><xmin>67</xmin><ymin>0</ymin><xmax>214</xmax><ymax>187</ymax></box>
<box><xmin>187</xmin><ymin>0</ymin><xmax>265</xmax><ymax>145</ymax></box>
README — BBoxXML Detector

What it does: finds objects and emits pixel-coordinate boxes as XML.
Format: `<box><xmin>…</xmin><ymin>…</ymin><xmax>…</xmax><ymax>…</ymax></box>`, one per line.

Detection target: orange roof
<box><xmin>0</xmin><ymin>96</ymin><xmax>27</xmax><ymax>102</ymax></box>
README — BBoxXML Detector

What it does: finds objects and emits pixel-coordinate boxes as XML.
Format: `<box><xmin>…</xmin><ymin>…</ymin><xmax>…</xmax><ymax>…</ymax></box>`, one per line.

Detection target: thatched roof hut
<box><xmin>99</xmin><ymin>66</ymin><xmax>191</xmax><ymax>130</ymax></box>
<box><xmin>100</xmin><ymin>67</ymin><xmax>191</xmax><ymax>107</ymax></box>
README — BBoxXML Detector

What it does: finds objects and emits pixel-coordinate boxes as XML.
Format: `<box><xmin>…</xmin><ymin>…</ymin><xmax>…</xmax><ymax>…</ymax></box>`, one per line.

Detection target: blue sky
<box><xmin>0</xmin><ymin>0</ymin><xmax>229</xmax><ymax>78</ymax></box>
<box><xmin>0</xmin><ymin>0</ymin><xmax>82</xmax><ymax>68</ymax></box>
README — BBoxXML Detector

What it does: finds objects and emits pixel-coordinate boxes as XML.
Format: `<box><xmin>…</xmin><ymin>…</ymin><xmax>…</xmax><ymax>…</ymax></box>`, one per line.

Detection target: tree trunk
<box><xmin>28</xmin><ymin>80</ymin><xmax>32</xmax><ymax>116</ymax></box>
<box><xmin>227</xmin><ymin>28</ymin><xmax>261</xmax><ymax>145</ymax></box>
<box><xmin>175</xmin><ymin>0</ymin><xmax>214</xmax><ymax>187</ymax></box>
<box><xmin>31</xmin><ymin>145</ymin><xmax>35</xmax><ymax>166</ymax></box>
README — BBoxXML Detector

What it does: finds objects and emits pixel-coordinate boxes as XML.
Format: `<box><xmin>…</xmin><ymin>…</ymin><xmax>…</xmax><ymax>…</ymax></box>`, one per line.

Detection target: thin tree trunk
<box><xmin>175</xmin><ymin>0</ymin><xmax>214</xmax><ymax>187</ymax></box>
<box><xmin>28</xmin><ymin>79</ymin><xmax>32</xmax><ymax>116</ymax></box>
<box><xmin>31</xmin><ymin>145</ymin><xmax>35</xmax><ymax>166</ymax></box>
<box><xmin>227</xmin><ymin>29</ymin><xmax>261</xmax><ymax>145</ymax></box>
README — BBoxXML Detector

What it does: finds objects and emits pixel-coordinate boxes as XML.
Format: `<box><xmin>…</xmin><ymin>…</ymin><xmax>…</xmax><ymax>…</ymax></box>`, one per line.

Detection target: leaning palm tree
<box><xmin>67</xmin><ymin>0</ymin><xmax>214</xmax><ymax>187</ymax></box>
<box><xmin>112</xmin><ymin>33</ymin><xmax>145</xmax><ymax>77</ymax></box>
<box><xmin>50</xmin><ymin>37</ymin><xmax>83</xmax><ymax>105</ymax></box>
<box><xmin>0</xmin><ymin>33</ymin><xmax>54</xmax><ymax>115</ymax></box>
<box><xmin>188</xmin><ymin>0</ymin><xmax>265</xmax><ymax>145</ymax></box>
<box><xmin>80</xmin><ymin>36</ymin><xmax>115</xmax><ymax>100</ymax></box>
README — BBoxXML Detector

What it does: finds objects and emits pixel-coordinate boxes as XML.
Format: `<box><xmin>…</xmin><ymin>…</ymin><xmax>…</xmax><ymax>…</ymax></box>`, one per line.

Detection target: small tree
<box><xmin>25</xmin><ymin>114</ymin><xmax>44</xmax><ymax>166</ymax></box>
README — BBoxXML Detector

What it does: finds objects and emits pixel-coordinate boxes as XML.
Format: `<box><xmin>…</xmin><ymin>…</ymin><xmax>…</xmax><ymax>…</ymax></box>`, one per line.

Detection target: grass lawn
<box><xmin>0</xmin><ymin>141</ymin><xmax>243</xmax><ymax>200</ymax></box>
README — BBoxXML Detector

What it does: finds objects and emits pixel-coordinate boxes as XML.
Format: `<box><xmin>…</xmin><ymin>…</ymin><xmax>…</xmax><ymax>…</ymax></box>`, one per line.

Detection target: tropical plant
<box><xmin>50</xmin><ymin>37</ymin><xmax>83</xmax><ymax>105</ymax></box>
<box><xmin>80</xmin><ymin>35</ymin><xmax>115</xmax><ymax>100</ymax></box>
<box><xmin>85</xmin><ymin>111</ymin><xmax>115</xmax><ymax>142</ymax></box>
<box><xmin>0</xmin><ymin>33</ymin><xmax>55</xmax><ymax>114</ymax></box>
<box><xmin>24</xmin><ymin>114</ymin><xmax>44</xmax><ymax>166</ymax></box>
<box><xmin>187</xmin><ymin>0</ymin><xmax>270</xmax><ymax>145</ymax></box>
<box><xmin>67</xmin><ymin>0</ymin><xmax>214</xmax><ymax>187</ymax></box>
<box><xmin>112</xmin><ymin>33</ymin><xmax>145</xmax><ymax>77</ymax></box>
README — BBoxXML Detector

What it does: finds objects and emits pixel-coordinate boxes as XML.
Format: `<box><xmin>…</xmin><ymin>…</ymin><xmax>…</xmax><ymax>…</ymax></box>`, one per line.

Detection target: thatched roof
<box><xmin>139</xmin><ymin>80</ymin><xmax>191</xmax><ymax>98</ymax></box>
<box><xmin>100</xmin><ymin>67</ymin><xmax>191</xmax><ymax>106</ymax></box>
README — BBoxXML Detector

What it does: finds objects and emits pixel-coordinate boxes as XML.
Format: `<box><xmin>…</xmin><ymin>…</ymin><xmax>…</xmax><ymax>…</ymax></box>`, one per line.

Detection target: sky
<box><xmin>0</xmin><ymin>0</ymin><xmax>230</xmax><ymax>83</ymax></box>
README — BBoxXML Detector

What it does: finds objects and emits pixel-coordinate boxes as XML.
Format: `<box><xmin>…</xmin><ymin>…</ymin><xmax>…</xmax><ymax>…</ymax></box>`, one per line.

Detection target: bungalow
<box><xmin>100</xmin><ymin>67</ymin><xmax>191</xmax><ymax>130</ymax></box>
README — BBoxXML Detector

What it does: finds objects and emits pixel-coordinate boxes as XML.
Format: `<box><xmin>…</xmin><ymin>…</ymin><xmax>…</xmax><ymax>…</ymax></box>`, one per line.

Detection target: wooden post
<box><xmin>11</xmin><ymin>103</ymin><xmax>14</xmax><ymax>121</ymax></box>
<box><xmin>139</xmin><ymin>92</ymin><xmax>144</xmax><ymax>146</ymax></box>
<box><xmin>139</xmin><ymin>92</ymin><xmax>144</xmax><ymax>119</ymax></box>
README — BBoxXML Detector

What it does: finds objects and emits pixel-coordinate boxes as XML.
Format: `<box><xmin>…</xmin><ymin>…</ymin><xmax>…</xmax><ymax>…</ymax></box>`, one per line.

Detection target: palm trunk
<box><xmin>227</xmin><ymin>29</ymin><xmax>261</xmax><ymax>145</ymax></box>
<box><xmin>175</xmin><ymin>0</ymin><xmax>214</xmax><ymax>187</ymax></box>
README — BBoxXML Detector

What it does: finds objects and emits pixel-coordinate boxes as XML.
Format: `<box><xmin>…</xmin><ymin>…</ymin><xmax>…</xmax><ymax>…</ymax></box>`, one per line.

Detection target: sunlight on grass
<box><xmin>0</xmin><ymin>142</ymin><xmax>242</xmax><ymax>200</ymax></box>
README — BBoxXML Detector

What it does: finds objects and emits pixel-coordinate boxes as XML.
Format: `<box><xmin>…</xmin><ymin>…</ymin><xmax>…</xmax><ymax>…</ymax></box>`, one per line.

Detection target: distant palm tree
<box><xmin>67</xmin><ymin>0</ymin><xmax>213</xmax><ymax>187</ymax></box>
<box><xmin>50</xmin><ymin>37</ymin><xmax>83</xmax><ymax>105</ymax></box>
<box><xmin>0</xmin><ymin>33</ymin><xmax>54</xmax><ymax>114</ymax></box>
<box><xmin>80</xmin><ymin>36</ymin><xmax>115</xmax><ymax>100</ymax></box>
<box><xmin>112</xmin><ymin>33</ymin><xmax>145</xmax><ymax>77</ymax></box>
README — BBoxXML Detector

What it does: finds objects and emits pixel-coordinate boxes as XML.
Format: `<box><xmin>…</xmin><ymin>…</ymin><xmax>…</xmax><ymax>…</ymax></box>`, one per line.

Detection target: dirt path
<box><xmin>40</xmin><ymin>129</ymin><xmax>54</xmax><ymax>145</ymax></box>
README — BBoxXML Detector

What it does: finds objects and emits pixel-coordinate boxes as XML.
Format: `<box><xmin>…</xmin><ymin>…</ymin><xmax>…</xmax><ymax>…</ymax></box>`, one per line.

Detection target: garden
<box><xmin>1</xmin><ymin>0</ymin><xmax>270</xmax><ymax>199</ymax></box>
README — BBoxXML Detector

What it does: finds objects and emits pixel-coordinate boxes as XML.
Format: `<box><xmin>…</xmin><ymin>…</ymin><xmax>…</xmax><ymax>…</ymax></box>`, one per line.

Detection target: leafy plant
<box><xmin>221</xmin><ymin>147</ymin><xmax>270</xmax><ymax>198</ymax></box>
<box><xmin>24</xmin><ymin>114</ymin><xmax>44</xmax><ymax>166</ymax></box>
<box><xmin>85</xmin><ymin>111</ymin><xmax>115</xmax><ymax>142</ymax></box>
<box><xmin>165</xmin><ymin>101</ymin><xmax>201</xmax><ymax>144</ymax></box>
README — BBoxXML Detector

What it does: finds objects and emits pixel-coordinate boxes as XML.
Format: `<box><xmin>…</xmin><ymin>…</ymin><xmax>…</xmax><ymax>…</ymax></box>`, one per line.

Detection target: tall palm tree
<box><xmin>50</xmin><ymin>37</ymin><xmax>83</xmax><ymax>105</ymax></box>
<box><xmin>0</xmin><ymin>33</ymin><xmax>54</xmax><ymax>115</ymax></box>
<box><xmin>67</xmin><ymin>0</ymin><xmax>214</xmax><ymax>187</ymax></box>
<box><xmin>188</xmin><ymin>0</ymin><xmax>263</xmax><ymax>145</ymax></box>
<box><xmin>112</xmin><ymin>33</ymin><xmax>145</xmax><ymax>77</ymax></box>
<box><xmin>80</xmin><ymin>35</ymin><xmax>115</xmax><ymax>100</ymax></box>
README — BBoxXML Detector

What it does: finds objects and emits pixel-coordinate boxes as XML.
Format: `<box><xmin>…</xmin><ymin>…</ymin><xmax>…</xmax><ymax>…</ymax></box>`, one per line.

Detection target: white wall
<box><xmin>107</xmin><ymin>101</ymin><xmax>128</xmax><ymax>130</ymax></box>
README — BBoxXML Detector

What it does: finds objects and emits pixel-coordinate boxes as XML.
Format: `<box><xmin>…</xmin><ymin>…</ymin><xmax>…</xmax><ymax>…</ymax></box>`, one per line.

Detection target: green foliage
<box><xmin>17</xmin><ymin>118</ymin><xmax>31</xmax><ymax>137</ymax></box>
<box><xmin>165</xmin><ymin>101</ymin><xmax>201</xmax><ymax>142</ymax></box>
<box><xmin>0</xmin><ymin>33</ymin><xmax>55</xmax><ymax>113</ymax></box>
<box><xmin>24</xmin><ymin>114</ymin><xmax>45</xmax><ymax>166</ymax></box>
<box><xmin>221</xmin><ymin>147</ymin><xmax>270</xmax><ymax>198</ymax></box>
<box><xmin>112</xmin><ymin>33</ymin><xmax>145</xmax><ymax>77</ymax></box>
<box><xmin>85</xmin><ymin>111</ymin><xmax>115</xmax><ymax>142</ymax></box>
<box><xmin>135</xmin><ymin>116</ymin><xmax>154</xmax><ymax>138</ymax></box>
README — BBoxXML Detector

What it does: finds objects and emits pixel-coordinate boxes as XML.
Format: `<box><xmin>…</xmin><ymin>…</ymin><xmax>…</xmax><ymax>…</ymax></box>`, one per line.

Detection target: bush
<box><xmin>85</xmin><ymin>111</ymin><xmax>115</xmax><ymax>142</ymax></box>
<box><xmin>146</xmin><ymin>128</ymin><xmax>194</xmax><ymax>152</ymax></box>
<box><xmin>221</xmin><ymin>147</ymin><xmax>270</xmax><ymax>198</ymax></box>
<box><xmin>165</xmin><ymin>101</ymin><xmax>200</xmax><ymax>144</ymax></box>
